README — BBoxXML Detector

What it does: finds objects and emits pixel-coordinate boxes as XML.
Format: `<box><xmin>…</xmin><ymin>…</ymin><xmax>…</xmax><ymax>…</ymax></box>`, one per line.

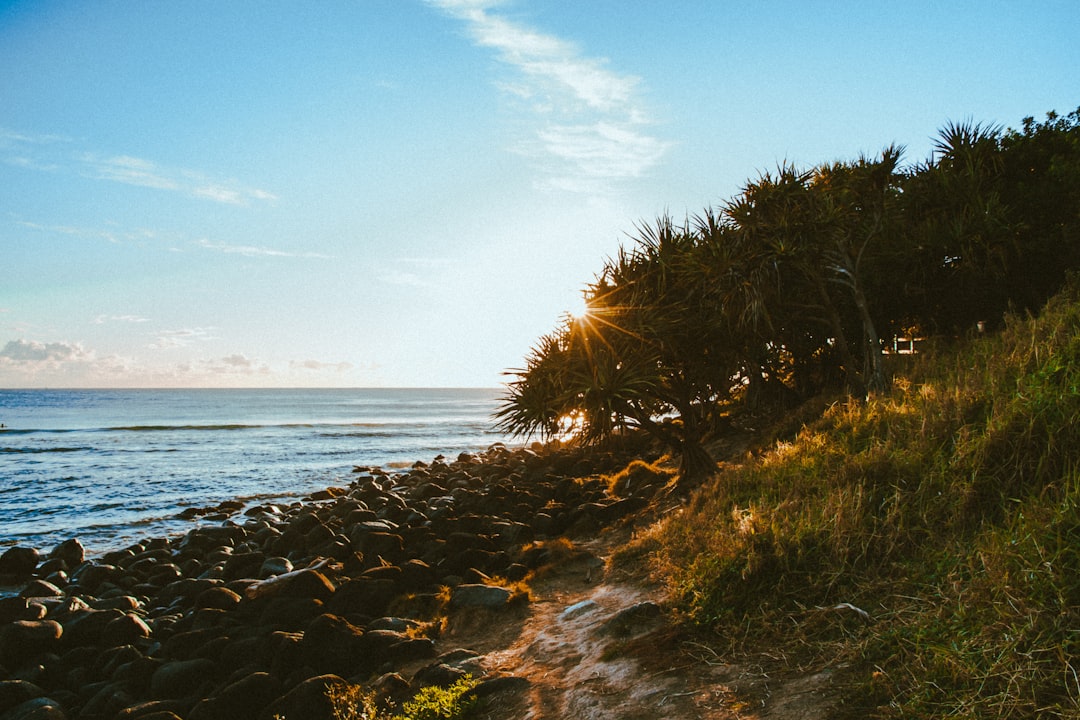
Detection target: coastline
<box><xmin>0</xmin><ymin>439</ymin><xmax>665</xmax><ymax>720</ymax></box>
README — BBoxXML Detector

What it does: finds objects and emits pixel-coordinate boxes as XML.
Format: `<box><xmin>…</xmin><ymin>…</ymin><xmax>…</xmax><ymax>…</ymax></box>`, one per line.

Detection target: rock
<box><xmin>0</xmin><ymin>621</ymin><xmax>62</xmax><ymax>668</ymax></box>
<box><xmin>60</xmin><ymin>608</ymin><xmax>124</xmax><ymax>648</ymax></box>
<box><xmin>259</xmin><ymin>674</ymin><xmax>349</xmax><ymax>720</ymax></box>
<box><xmin>325</xmin><ymin>577</ymin><xmax>397</xmax><ymax>619</ymax></box>
<box><xmin>194</xmin><ymin>587</ymin><xmax>241</xmax><ymax>611</ymax></box>
<box><xmin>449</xmin><ymin>584</ymin><xmax>512</xmax><ymax>609</ymax></box>
<box><xmin>0</xmin><ymin>681</ymin><xmax>44</xmax><ymax>715</ymax></box>
<box><xmin>299</xmin><ymin>613</ymin><xmax>372</xmax><ymax>677</ymax></box>
<box><xmin>187</xmin><ymin>671</ymin><xmax>280</xmax><ymax>720</ymax></box>
<box><xmin>0</xmin><ymin>547</ymin><xmax>39</xmax><ymax>577</ymax></box>
<box><xmin>114</xmin><ymin>700</ymin><xmax>185</xmax><ymax>719</ymax></box>
<box><xmin>0</xmin><ymin>696</ymin><xmax>67</xmax><ymax>720</ymax></box>
<box><xmin>0</xmin><ymin>598</ymin><xmax>39</xmax><ymax>624</ymax></box>
<box><xmin>149</xmin><ymin>658</ymin><xmax>218</xmax><ymax>700</ymax></box>
<box><xmin>257</xmin><ymin>557</ymin><xmax>292</xmax><ymax>579</ymax></box>
<box><xmin>17</xmin><ymin>580</ymin><xmax>63</xmax><ymax>600</ymax></box>
<box><xmin>596</xmin><ymin>601</ymin><xmax>663</xmax><ymax>637</ymax></box>
<box><xmin>101</xmin><ymin>613</ymin><xmax>152</xmax><ymax>647</ymax></box>
<box><xmin>48</xmin><ymin>539</ymin><xmax>85</xmax><ymax>568</ymax></box>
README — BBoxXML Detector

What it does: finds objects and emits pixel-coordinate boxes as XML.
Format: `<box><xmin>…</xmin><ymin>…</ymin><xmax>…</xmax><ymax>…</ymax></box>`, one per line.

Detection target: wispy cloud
<box><xmin>290</xmin><ymin>359</ymin><xmax>354</xmax><ymax>373</ymax></box>
<box><xmin>427</xmin><ymin>0</ymin><xmax>670</xmax><ymax>193</ymax></box>
<box><xmin>14</xmin><ymin>217</ymin><xmax>166</xmax><ymax>245</ymax></box>
<box><xmin>93</xmin><ymin>314</ymin><xmax>151</xmax><ymax>325</ymax></box>
<box><xmin>196</xmin><ymin>239</ymin><xmax>331</xmax><ymax>259</ymax></box>
<box><xmin>1</xmin><ymin>126</ymin><xmax>276</xmax><ymax>206</ymax></box>
<box><xmin>150</xmin><ymin>327</ymin><xmax>218</xmax><ymax>350</ymax></box>
<box><xmin>81</xmin><ymin>153</ymin><xmax>278</xmax><ymax>205</ymax></box>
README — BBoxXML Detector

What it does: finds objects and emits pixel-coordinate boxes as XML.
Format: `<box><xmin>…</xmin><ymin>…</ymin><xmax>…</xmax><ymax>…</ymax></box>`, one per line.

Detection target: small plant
<box><xmin>326</xmin><ymin>682</ymin><xmax>378</xmax><ymax>720</ymax></box>
<box><xmin>392</xmin><ymin>676</ymin><xmax>479</xmax><ymax>720</ymax></box>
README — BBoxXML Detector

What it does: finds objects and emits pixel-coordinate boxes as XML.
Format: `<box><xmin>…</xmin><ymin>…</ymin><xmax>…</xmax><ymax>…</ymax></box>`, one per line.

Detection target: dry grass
<box><xmin>654</xmin><ymin>280</ymin><xmax>1080</xmax><ymax>718</ymax></box>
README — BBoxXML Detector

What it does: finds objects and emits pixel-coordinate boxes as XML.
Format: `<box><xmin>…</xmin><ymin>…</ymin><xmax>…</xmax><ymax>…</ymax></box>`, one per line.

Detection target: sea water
<box><xmin>0</xmin><ymin>388</ymin><xmax>508</xmax><ymax>555</ymax></box>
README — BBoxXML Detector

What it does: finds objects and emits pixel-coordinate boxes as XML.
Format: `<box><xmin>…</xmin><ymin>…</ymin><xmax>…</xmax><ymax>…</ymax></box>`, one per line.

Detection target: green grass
<box><xmin>653</xmin><ymin>280</ymin><xmax>1080</xmax><ymax>718</ymax></box>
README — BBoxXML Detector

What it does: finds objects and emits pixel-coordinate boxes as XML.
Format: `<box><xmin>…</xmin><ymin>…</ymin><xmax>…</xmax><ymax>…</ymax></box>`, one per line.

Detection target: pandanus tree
<box><xmin>497</xmin><ymin>216</ymin><xmax>740</xmax><ymax>481</ymax></box>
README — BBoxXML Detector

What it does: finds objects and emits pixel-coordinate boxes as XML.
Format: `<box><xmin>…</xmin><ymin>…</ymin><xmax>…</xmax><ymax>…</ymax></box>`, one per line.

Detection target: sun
<box><xmin>565</xmin><ymin>293</ymin><xmax>591</xmax><ymax>322</ymax></box>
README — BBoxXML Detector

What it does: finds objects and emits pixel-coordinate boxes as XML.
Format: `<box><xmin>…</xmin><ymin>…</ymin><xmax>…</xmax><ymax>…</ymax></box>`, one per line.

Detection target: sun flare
<box><xmin>565</xmin><ymin>293</ymin><xmax>591</xmax><ymax>322</ymax></box>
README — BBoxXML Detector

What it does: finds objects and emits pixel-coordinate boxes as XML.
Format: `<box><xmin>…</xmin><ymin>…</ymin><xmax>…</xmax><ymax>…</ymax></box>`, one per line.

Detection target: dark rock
<box><xmin>325</xmin><ymin>577</ymin><xmax>396</xmax><ymax>619</ymax></box>
<box><xmin>60</xmin><ymin>608</ymin><xmax>124</xmax><ymax>648</ymax></box>
<box><xmin>596</xmin><ymin>601</ymin><xmax>664</xmax><ymax>637</ymax></box>
<box><xmin>149</xmin><ymin>658</ymin><xmax>218</xmax><ymax>699</ymax></box>
<box><xmin>194</xmin><ymin>587</ymin><xmax>241</xmax><ymax>611</ymax></box>
<box><xmin>259</xmin><ymin>674</ymin><xmax>348</xmax><ymax>720</ymax></box>
<box><xmin>0</xmin><ymin>696</ymin><xmax>67</xmax><ymax>720</ymax></box>
<box><xmin>449</xmin><ymin>584</ymin><xmax>512</xmax><ymax>609</ymax></box>
<box><xmin>101</xmin><ymin>613</ymin><xmax>152</xmax><ymax>647</ymax></box>
<box><xmin>0</xmin><ymin>598</ymin><xmax>39</xmax><ymax>624</ymax></box>
<box><xmin>115</xmin><ymin>700</ymin><xmax>185</xmax><ymax>719</ymax></box>
<box><xmin>0</xmin><ymin>621</ymin><xmax>62</xmax><ymax>667</ymax></box>
<box><xmin>299</xmin><ymin>613</ymin><xmax>373</xmax><ymax>677</ymax></box>
<box><xmin>0</xmin><ymin>547</ymin><xmax>39</xmax><ymax>577</ymax></box>
<box><xmin>187</xmin><ymin>671</ymin><xmax>280</xmax><ymax>720</ymax></box>
<box><xmin>18</xmin><ymin>580</ymin><xmax>63</xmax><ymax>600</ymax></box>
<box><xmin>257</xmin><ymin>557</ymin><xmax>292</xmax><ymax>579</ymax></box>
<box><xmin>48</xmin><ymin>539</ymin><xmax>85</xmax><ymax>568</ymax></box>
<box><xmin>0</xmin><ymin>681</ymin><xmax>44</xmax><ymax>715</ymax></box>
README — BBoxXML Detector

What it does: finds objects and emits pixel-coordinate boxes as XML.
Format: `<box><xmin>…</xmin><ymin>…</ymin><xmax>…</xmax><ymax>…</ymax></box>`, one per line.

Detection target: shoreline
<box><xmin>0</xmin><ymin>439</ymin><xmax>663</xmax><ymax>720</ymax></box>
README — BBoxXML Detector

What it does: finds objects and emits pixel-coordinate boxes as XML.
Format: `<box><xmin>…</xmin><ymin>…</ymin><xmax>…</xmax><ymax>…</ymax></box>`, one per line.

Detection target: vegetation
<box><xmin>495</xmin><ymin>105</ymin><xmax>1080</xmax><ymax>715</ymax></box>
<box><xmin>323</xmin><ymin>676</ymin><xmax>478</xmax><ymax>720</ymax></box>
<box><xmin>654</xmin><ymin>282</ymin><xmax>1080</xmax><ymax>717</ymax></box>
<box><xmin>497</xmin><ymin>108</ymin><xmax>1080</xmax><ymax>483</ymax></box>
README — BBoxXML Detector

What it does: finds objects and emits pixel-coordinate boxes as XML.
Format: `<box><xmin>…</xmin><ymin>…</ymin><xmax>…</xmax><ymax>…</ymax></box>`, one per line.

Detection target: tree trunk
<box><xmin>815</xmin><ymin>276</ymin><xmax>866</xmax><ymax>398</ymax></box>
<box><xmin>851</xmin><ymin>277</ymin><xmax>887</xmax><ymax>395</ymax></box>
<box><xmin>678</xmin><ymin>438</ymin><xmax>717</xmax><ymax>483</ymax></box>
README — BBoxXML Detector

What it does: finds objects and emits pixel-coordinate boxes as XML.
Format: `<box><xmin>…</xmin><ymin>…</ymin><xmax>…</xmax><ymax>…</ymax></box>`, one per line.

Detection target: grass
<box><xmin>651</xmin><ymin>279</ymin><xmax>1080</xmax><ymax>718</ymax></box>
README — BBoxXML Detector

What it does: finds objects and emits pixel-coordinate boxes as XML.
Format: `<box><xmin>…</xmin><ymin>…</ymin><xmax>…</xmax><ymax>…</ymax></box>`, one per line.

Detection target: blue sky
<box><xmin>2</xmin><ymin>0</ymin><xmax>1077</xmax><ymax>388</ymax></box>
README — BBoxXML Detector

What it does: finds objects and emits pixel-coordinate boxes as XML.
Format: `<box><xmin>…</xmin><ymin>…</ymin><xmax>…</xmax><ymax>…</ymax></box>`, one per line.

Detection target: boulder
<box><xmin>449</xmin><ymin>584</ymin><xmax>512</xmax><ymax>609</ymax></box>
<box><xmin>0</xmin><ymin>547</ymin><xmax>39</xmax><ymax>577</ymax></box>
<box><xmin>0</xmin><ymin>696</ymin><xmax>67</xmax><ymax>720</ymax></box>
<box><xmin>48</xmin><ymin>539</ymin><xmax>85</xmax><ymax>568</ymax></box>
<box><xmin>259</xmin><ymin>674</ymin><xmax>348</xmax><ymax>720</ymax></box>
<box><xmin>0</xmin><ymin>621</ymin><xmax>62</xmax><ymax>667</ymax></box>
<box><xmin>187</xmin><ymin>671</ymin><xmax>280</xmax><ymax>720</ymax></box>
<box><xmin>299</xmin><ymin>613</ymin><xmax>372</xmax><ymax>677</ymax></box>
<box><xmin>149</xmin><ymin>658</ymin><xmax>218</xmax><ymax>700</ymax></box>
<box><xmin>17</xmin><ymin>580</ymin><xmax>63</xmax><ymax>600</ymax></box>
<box><xmin>101</xmin><ymin>613</ymin><xmax>152</xmax><ymax>647</ymax></box>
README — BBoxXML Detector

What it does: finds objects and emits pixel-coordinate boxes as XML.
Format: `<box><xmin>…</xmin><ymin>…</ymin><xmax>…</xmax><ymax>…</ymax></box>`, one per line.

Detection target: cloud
<box><xmin>92</xmin><ymin>314</ymin><xmax>151</xmax><ymax>325</ymax></box>
<box><xmin>202</xmin><ymin>354</ymin><xmax>270</xmax><ymax>375</ymax></box>
<box><xmin>2</xmin><ymin>127</ymin><xmax>276</xmax><ymax>206</ymax></box>
<box><xmin>196</xmin><ymin>239</ymin><xmax>330</xmax><ymax>259</ymax></box>
<box><xmin>0</xmin><ymin>339</ymin><xmax>91</xmax><ymax>364</ymax></box>
<box><xmin>427</xmin><ymin>0</ymin><xmax>669</xmax><ymax>193</ymax></box>
<box><xmin>290</xmin><ymin>359</ymin><xmax>354</xmax><ymax>373</ymax></box>
<box><xmin>150</xmin><ymin>327</ymin><xmax>217</xmax><ymax>349</ymax></box>
<box><xmin>80</xmin><ymin>153</ymin><xmax>278</xmax><ymax>205</ymax></box>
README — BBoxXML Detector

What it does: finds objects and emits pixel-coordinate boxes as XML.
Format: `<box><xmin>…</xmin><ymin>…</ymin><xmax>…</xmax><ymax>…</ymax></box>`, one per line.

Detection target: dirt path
<box><xmin>437</xmin><ymin>532</ymin><xmax>838</xmax><ymax>719</ymax></box>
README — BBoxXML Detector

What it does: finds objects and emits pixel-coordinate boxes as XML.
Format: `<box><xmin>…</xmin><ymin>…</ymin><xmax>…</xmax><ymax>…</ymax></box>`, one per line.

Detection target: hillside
<box><xmin>645</xmin><ymin>279</ymin><xmax>1080</xmax><ymax>717</ymax></box>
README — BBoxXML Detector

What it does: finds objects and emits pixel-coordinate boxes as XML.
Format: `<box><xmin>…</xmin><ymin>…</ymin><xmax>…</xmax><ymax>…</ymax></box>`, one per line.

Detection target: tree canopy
<box><xmin>497</xmin><ymin>108</ymin><xmax>1080</xmax><ymax>481</ymax></box>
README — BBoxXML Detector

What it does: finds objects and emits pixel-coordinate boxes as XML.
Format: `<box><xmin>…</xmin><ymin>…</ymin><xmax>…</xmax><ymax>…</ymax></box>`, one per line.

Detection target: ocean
<box><xmin>0</xmin><ymin>388</ymin><xmax>509</xmax><ymax>557</ymax></box>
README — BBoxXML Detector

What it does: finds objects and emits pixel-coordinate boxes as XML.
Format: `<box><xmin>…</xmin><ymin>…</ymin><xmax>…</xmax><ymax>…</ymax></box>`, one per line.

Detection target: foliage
<box><xmin>322</xmin><ymin>676</ymin><xmax>478</xmax><ymax>720</ymax></box>
<box><xmin>653</xmin><ymin>279</ymin><xmax>1080</xmax><ymax>717</ymax></box>
<box><xmin>391</xmin><ymin>676</ymin><xmax>478</xmax><ymax>720</ymax></box>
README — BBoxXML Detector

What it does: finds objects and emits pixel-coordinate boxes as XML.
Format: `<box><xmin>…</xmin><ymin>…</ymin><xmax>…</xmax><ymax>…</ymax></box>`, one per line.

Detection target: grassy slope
<box><xmin>650</xmin><ymin>281</ymin><xmax>1080</xmax><ymax>718</ymax></box>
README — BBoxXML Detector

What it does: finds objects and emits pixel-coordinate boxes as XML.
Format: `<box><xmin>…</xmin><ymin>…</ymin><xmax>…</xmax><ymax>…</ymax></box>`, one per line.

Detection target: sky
<box><xmin>1</xmin><ymin>1</ymin><xmax>1077</xmax><ymax>389</ymax></box>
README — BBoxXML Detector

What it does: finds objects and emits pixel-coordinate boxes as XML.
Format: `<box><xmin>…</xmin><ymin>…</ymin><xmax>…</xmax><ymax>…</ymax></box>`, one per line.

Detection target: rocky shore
<box><xmin>0</xmin><ymin>442</ymin><xmax>669</xmax><ymax>720</ymax></box>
